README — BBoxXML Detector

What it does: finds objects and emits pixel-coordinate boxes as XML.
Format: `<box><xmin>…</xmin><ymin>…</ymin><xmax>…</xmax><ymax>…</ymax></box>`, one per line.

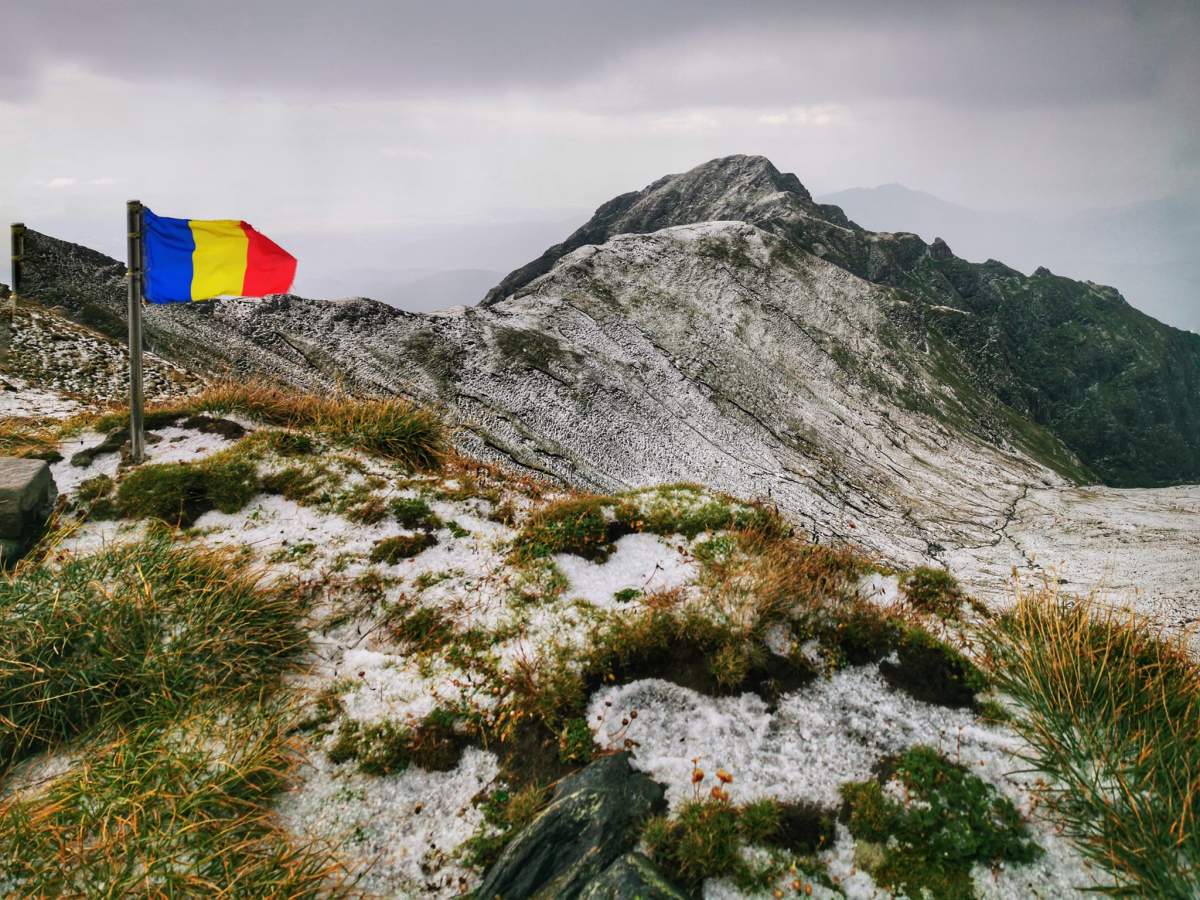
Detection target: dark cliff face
<box><xmin>19</xmin><ymin>230</ymin><xmax>129</xmax><ymax>340</ymax></box>
<box><xmin>483</xmin><ymin>155</ymin><xmax>1200</xmax><ymax>488</ymax></box>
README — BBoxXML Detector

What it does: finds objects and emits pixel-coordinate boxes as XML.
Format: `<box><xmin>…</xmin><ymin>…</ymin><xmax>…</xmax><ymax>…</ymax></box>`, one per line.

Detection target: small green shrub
<box><xmin>644</xmin><ymin>794</ymin><xmax>829</xmax><ymax>892</ymax></box>
<box><xmin>644</xmin><ymin>799</ymin><xmax>743</xmax><ymax>888</ymax></box>
<box><xmin>328</xmin><ymin>709</ymin><xmax>468</xmax><ymax>775</ymax></box>
<box><xmin>613</xmin><ymin>587</ymin><xmax>642</xmax><ymax>603</ymax></box>
<box><xmin>840</xmin><ymin>746</ymin><xmax>1041</xmax><ymax>899</ymax></box>
<box><xmin>512</xmin><ymin>486</ymin><xmax>784</xmax><ymax>566</ymax></box>
<box><xmin>370</xmin><ymin>533</ymin><xmax>437</xmax><ymax>564</ymax></box>
<box><xmin>390</xmin><ymin>496</ymin><xmax>441</xmax><ymax>530</ymax></box>
<box><xmin>694</xmin><ymin>534</ymin><xmax>738</xmax><ymax>565</ymax></box>
<box><xmin>116</xmin><ymin>456</ymin><xmax>258</xmax><ymax>526</ymax></box>
<box><xmin>557</xmin><ymin>717</ymin><xmax>595</xmax><ymax>764</ymax></box>
<box><xmin>901</xmin><ymin>566</ymin><xmax>966</xmax><ymax>618</ymax></box>
<box><xmin>513</xmin><ymin>495</ymin><xmax>629</xmax><ymax>563</ymax></box>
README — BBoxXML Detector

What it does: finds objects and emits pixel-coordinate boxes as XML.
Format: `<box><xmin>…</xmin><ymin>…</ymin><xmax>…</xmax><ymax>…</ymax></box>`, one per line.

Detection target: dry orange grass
<box><xmin>88</xmin><ymin>379</ymin><xmax>446</xmax><ymax>470</ymax></box>
<box><xmin>984</xmin><ymin>584</ymin><xmax>1200</xmax><ymax>895</ymax></box>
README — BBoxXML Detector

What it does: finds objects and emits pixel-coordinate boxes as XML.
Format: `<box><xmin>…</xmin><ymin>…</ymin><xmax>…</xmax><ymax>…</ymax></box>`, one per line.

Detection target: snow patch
<box><xmin>276</xmin><ymin>747</ymin><xmax>499</xmax><ymax>898</ymax></box>
<box><xmin>555</xmin><ymin>533</ymin><xmax>697</xmax><ymax>606</ymax></box>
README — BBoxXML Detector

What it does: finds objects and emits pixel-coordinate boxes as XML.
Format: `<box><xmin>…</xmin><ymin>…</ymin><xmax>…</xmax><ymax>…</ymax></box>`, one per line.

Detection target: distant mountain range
<box><xmin>297</xmin><ymin>267</ymin><xmax>502</xmax><ymax>313</ymax></box>
<box><xmin>818</xmin><ymin>183</ymin><xmax>1200</xmax><ymax>333</ymax></box>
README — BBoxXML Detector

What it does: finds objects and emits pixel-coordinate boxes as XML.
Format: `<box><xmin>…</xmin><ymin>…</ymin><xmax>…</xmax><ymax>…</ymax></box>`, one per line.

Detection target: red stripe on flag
<box><xmin>240</xmin><ymin>221</ymin><xmax>297</xmax><ymax>297</ymax></box>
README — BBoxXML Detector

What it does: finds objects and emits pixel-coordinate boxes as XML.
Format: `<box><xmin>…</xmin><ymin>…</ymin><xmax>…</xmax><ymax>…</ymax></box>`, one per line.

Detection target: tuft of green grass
<box><xmin>511</xmin><ymin>484</ymin><xmax>783</xmax><ymax>565</ymax></box>
<box><xmin>370</xmin><ymin>533</ymin><xmax>437</xmax><ymax>564</ymax></box>
<box><xmin>0</xmin><ymin>700</ymin><xmax>338</xmax><ymax>897</ymax></box>
<box><xmin>900</xmin><ymin>566</ymin><xmax>967</xmax><ymax>618</ymax></box>
<box><xmin>390</xmin><ymin>496</ymin><xmax>441</xmax><ymax>530</ymax></box>
<box><xmin>385</xmin><ymin>601</ymin><xmax>456</xmax><ymax>651</ymax></box>
<box><xmin>94</xmin><ymin>380</ymin><xmax>444</xmax><ymax>471</ymax></box>
<box><xmin>0</xmin><ymin>534</ymin><xmax>306</xmax><ymax>769</ymax></box>
<box><xmin>116</xmin><ymin>455</ymin><xmax>258</xmax><ymax>526</ymax></box>
<box><xmin>840</xmin><ymin>745</ymin><xmax>1041</xmax><ymax>899</ymax></box>
<box><xmin>984</xmin><ymin>589</ymin><xmax>1200</xmax><ymax>896</ymax></box>
<box><xmin>260</xmin><ymin>464</ymin><xmax>331</xmax><ymax>504</ymax></box>
<box><xmin>0</xmin><ymin>536</ymin><xmax>333</xmax><ymax>894</ymax></box>
<box><xmin>328</xmin><ymin>709</ymin><xmax>468</xmax><ymax>775</ymax></box>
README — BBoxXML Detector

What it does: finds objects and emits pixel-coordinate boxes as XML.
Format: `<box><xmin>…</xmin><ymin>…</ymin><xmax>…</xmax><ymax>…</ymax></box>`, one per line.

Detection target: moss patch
<box><xmin>840</xmin><ymin>745</ymin><xmax>1041</xmax><ymax>899</ymax></box>
<box><xmin>512</xmin><ymin>484</ymin><xmax>782</xmax><ymax>564</ymax></box>
<box><xmin>390</xmin><ymin>496</ymin><xmax>441</xmax><ymax>530</ymax></box>
<box><xmin>644</xmin><ymin>794</ymin><xmax>832</xmax><ymax>893</ymax></box>
<box><xmin>369</xmin><ymin>533</ymin><xmax>437</xmax><ymax>564</ymax></box>
<box><xmin>116</xmin><ymin>456</ymin><xmax>258</xmax><ymax>526</ymax></box>
<box><xmin>328</xmin><ymin>709</ymin><xmax>469</xmax><ymax>776</ymax></box>
<box><xmin>900</xmin><ymin>566</ymin><xmax>967</xmax><ymax>618</ymax></box>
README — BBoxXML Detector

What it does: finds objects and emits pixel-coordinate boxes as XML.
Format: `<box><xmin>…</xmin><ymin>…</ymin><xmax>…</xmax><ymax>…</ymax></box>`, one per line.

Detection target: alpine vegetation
<box><xmin>2</xmin><ymin>152</ymin><xmax>1197</xmax><ymax>898</ymax></box>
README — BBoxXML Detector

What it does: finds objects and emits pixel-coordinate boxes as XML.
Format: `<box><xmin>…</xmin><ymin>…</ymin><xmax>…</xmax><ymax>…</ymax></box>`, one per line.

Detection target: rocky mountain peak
<box><xmin>481</xmin><ymin>154</ymin><xmax>824</xmax><ymax>306</ymax></box>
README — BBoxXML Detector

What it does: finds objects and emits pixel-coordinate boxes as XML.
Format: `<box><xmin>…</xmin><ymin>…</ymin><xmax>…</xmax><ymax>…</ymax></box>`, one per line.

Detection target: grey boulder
<box><xmin>0</xmin><ymin>457</ymin><xmax>57</xmax><ymax>566</ymax></box>
<box><xmin>475</xmin><ymin>752</ymin><xmax>668</xmax><ymax>900</ymax></box>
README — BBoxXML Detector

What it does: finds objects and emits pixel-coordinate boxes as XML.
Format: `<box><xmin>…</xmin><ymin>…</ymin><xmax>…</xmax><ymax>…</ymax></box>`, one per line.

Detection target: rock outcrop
<box><xmin>0</xmin><ymin>458</ymin><xmax>57</xmax><ymax>566</ymax></box>
<box><xmin>476</xmin><ymin>753</ymin><xmax>669</xmax><ymax>899</ymax></box>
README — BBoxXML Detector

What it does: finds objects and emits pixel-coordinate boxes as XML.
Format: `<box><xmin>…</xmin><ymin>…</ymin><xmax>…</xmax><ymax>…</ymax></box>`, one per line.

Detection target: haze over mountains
<box><xmin>820</xmin><ymin>184</ymin><xmax>1200</xmax><ymax>333</ymax></box>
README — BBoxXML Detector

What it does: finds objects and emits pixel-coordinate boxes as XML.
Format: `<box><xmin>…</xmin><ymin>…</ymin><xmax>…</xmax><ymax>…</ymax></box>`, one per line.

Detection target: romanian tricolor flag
<box><xmin>142</xmin><ymin>207</ymin><xmax>297</xmax><ymax>303</ymax></box>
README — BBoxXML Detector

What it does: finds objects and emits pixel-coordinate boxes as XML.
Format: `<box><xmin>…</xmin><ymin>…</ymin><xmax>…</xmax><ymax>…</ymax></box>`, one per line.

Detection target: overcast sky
<box><xmin>3</xmin><ymin>0</ymin><xmax>1198</xmax><ymax>313</ymax></box>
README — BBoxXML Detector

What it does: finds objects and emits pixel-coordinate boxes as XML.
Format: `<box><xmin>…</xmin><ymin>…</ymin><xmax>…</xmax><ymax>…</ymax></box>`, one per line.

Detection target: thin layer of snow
<box><xmin>0</xmin><ymin>377</ymin><xmax>82</xmax><ymax>419</ymax></box>
<box><xmin>589</xmin><ymin>668</ymin><xmax>1099</xmax><ymax>897</ymax></box>
<box><xmin>276</xmin><ymin>746</ymin><xmax>499</xmax><ymax>898</ymax></box>
<box><xmin>140</xmin><ymin>425</ymin><xmax>238</xmax><ymax>464</ymax></box>
<box><xmin>555</xmin><ymin>533</ymin><xmax>697</xmax><ymax>606</ymax></box>
<box><xmin>53</xmin><ymin>518</ymin><xmax>148</xmax><ymax>558</ymax></box>
<box><xmin>49</xmin><ymin>424</ymin><xmax>239</xmax><ymax>498</ymax></box>
<box><xmin>50</xmin><ymin>430</ymin><xmax>119</xmax><ymax>495</ymax></box>
<box><xmin>948</xmin><ymin>483</ymin><xmax>1200</xmax><ymax>637</ymax></box>
<box><xmin>857</xmin><ymin>572</ymin><xmax>902</xmax><ymax>610</ymax></box>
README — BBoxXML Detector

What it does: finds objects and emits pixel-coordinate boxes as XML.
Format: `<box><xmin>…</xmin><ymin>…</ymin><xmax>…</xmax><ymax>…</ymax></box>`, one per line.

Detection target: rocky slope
<box><xmin>14</xmin><ymin>156</ymin><xmax>1200</xmax><ymax>626</ymax></box>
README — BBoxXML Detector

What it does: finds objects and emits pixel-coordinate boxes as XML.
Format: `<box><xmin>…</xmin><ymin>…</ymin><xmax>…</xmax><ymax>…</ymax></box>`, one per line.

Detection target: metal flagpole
<box><xmin>4</xmin><ymin>224</ymin><xmax>22</xmax><ymax>363</ymax></box>
<box><xmin>9</xmin><ymin>223</ymin><xmax>22</xmax><ymax>303</ymax></box>
<box><xmin>126</xmin><ymin>200</ymin><xmax>146</xmax><ymax>463</ymax></box>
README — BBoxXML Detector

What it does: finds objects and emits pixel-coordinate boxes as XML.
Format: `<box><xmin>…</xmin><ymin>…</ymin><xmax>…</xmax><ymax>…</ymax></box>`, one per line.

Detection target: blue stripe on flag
<box><xmin>142</xmin><ymin>208</ymin><xmax>195</xmax><ymax>303</ymax></box>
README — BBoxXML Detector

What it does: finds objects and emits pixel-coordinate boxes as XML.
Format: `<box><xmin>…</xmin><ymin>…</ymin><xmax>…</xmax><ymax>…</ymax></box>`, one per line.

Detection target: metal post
<box><xmin>9</xmin><ymin>223</ymin><xmax>22</xmax><ymax>301</ymax></box>
<box><xmin>126</xmin><ymin>201</ymin><xmax>145</xmax><ymax>463</ymax></box>
<box><xmin>4</xmin><ymin>224</ymin><xmax>21</xmax><ymax>362</ymax></box>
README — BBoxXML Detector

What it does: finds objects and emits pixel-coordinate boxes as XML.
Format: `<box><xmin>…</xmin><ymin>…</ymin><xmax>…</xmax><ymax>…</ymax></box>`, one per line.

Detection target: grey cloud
<box><xmin>3</xmin><ymin>0</ymin><xmax>1196</xmax><ymax>112</ymax></box>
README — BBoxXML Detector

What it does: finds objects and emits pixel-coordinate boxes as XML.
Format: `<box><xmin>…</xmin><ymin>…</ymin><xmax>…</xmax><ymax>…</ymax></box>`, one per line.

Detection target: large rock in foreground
<box><xmin>476</xmin><ymin>752</ymin><xmax>669</xmax><ymax>899</ymax></box>
<box><xmin>0</xmin><ymin>458</ymin><xmax>57</xmax><ymax>566</ymax></box>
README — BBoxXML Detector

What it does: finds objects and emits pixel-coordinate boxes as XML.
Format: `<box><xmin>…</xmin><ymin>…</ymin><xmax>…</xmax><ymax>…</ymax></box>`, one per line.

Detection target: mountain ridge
<box><xmin>11</xmin><ymin>156</ymin><xmax>1200</xmax><ymax>597</ymax></box>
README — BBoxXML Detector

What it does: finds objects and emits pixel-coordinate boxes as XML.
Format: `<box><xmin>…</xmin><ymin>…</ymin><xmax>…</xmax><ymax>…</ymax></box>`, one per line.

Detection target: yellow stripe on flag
<box><xmin>189</xmin><ymin>219</ymin><xmax>248</xmax><ymax>300</ymax></box>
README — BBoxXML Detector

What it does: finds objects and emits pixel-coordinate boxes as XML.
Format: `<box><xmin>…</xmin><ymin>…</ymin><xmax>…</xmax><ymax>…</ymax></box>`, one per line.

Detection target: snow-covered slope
<box><xmin>13</xmin><ymin>157</ymin><xmax>1200</xmax><ymax>629</ymax></box>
